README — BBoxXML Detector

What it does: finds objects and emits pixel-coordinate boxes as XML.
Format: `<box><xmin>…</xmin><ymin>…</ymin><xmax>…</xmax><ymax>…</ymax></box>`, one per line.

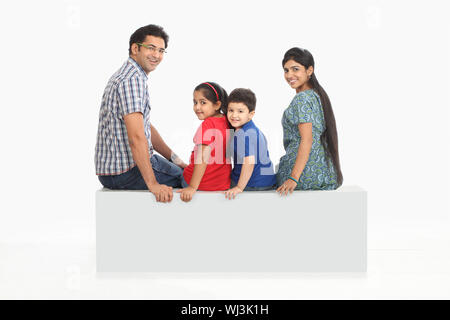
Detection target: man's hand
<box><xmin>176</xmin><ymin>186</ymin><xmax>196</xmax><ymax>202</ymax></box>
<box><xmin>171</xmin><ymin>152</ymin><xmax>188</xmax><ymax>169</ymax></box>
<box><xmin>224</xmin><ymin>186</ymin><xmax>243</xmax><ymax>200</ymax></box>
<box><xmin>148</xmin><ymin>183</ymin><xmax>173</xmax><ymax>203</ymax></box>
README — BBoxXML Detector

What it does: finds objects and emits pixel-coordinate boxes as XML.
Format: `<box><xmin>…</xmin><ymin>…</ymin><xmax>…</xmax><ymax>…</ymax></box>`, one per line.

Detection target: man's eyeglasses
<box><xmin>136</xmin><ymin>43</ymin><xmax>167</xmax><ymax>54</ymax></box>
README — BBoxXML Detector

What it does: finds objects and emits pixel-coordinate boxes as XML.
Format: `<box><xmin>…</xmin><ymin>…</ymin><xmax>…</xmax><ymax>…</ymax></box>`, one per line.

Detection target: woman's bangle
<box><xmin>288</xmin><ymin>176</ymin><xmax>299</xmax><ymax>184</ymax></box>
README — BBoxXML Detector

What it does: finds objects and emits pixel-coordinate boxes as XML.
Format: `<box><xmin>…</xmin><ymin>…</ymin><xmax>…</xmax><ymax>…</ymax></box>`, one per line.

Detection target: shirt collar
<box><xmin>242</xmin><ymin>119</ymin><xmax>255</xmax><ymax>131</ymax></box>
<box><xmin>127</xmin><ymin>57</ymin><xmax>148</xmax><ymax>79</ymax></box>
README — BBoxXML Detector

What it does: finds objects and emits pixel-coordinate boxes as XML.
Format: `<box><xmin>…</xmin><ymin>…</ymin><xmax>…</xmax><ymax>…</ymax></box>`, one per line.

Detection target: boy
<box><xmin>225</xmin><ymin>88</ymin><xmax>276</xmax><ymax>199</ymax></box>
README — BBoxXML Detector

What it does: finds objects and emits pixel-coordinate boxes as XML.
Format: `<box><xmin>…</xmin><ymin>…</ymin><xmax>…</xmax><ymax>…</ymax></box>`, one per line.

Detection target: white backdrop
<box><xmin>0</xmin><ymin>0</ymin><xmax>448</xmax><ymax>243</ymax></box>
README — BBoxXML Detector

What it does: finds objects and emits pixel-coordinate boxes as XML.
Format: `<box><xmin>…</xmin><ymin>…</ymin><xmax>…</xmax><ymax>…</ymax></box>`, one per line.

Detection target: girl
<box><xmin>276</xmin><ymin>47</ymin><xmax>343</xmax><ymax>195</ymax></box>
<box><xmin>177</xmin><ymin>82</ymin><xmax>232</xmax><ymax>202</ymax></box>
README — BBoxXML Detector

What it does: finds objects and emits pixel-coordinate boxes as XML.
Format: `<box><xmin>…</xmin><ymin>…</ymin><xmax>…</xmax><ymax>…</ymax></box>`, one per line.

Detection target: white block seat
<box><xmin>96</xmin><ymin>186</ymin><xmax>367</xmax><ymax>272</ymax></box>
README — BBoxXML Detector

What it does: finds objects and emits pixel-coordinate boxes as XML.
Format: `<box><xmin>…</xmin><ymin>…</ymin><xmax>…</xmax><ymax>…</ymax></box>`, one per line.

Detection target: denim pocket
<box><xmin>114</xmin><ymin>166</ymin><xmax>146</xmax><ymax>190</ymax></box>
<box><xmin>98</xmin><ymin>175</ymin><xmax>115</xmax><ymax>189</ymax></box>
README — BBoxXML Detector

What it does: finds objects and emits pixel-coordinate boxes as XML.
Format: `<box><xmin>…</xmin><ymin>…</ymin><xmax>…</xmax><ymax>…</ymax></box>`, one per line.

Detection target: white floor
<box><xmin>1</xmin><ymin>213</ymin><xmax>450</xmax><ymax>299</ymax></box>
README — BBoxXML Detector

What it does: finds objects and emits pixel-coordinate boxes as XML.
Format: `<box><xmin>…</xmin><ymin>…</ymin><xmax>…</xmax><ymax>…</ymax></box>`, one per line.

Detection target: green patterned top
<box><xmin>276</xmin><ymin>89</ymin><xmax>338</xmax><ymax>190</ymax></box>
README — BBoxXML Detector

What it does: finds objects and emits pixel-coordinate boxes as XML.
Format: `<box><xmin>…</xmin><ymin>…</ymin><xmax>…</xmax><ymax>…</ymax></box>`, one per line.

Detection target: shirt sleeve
<box><xmin>193</xmin><ymin>118</ymin><xmax>216</xmax><ymax>146</ymax></box>
<box><xmin>117</xmin><ymin>77</ymin><xmax>146</xmax><ymax>117</ymax></box>
<box><xmin>290</xmin><ymin>94</ymin><xmax>313</xmax><ymax>125</ymax></box>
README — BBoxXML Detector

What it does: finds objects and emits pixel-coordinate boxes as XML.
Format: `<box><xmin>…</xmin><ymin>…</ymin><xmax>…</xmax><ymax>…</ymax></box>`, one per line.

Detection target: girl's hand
<box><xmin>276</xmin><ymin>179</ymin><xmax>297</xmax><ymax>196</ymax></box>
<box><xmin>176</xmin><ymin>186</ymin><xmax>196</xmax><ymax>202</ymax></box>
<box><xmin>224</xmin><ymin>186</ymin><xmax>243</xmax><ymax>200</ymax></box>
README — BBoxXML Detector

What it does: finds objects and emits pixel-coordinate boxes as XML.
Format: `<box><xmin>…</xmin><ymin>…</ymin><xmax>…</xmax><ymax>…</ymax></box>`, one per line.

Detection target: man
<box><xmin>95</xmin><ymin>24</ymin><xmax>187</xmax><ymax>203</ymax></box>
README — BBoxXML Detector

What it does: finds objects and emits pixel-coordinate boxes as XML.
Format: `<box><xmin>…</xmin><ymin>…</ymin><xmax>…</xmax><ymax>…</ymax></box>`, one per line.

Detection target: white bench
<box><xmin>96</xmin><ymin>186</ymin><xmax>367</xmax><ymax>272</ymax></box>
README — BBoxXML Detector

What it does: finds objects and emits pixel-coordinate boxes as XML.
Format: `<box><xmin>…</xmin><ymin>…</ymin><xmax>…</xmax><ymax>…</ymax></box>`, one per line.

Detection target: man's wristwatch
<box><xmin>170</xmin><ymin>152</ymin><xmax>179</xmax><ymax>163</ymax></box>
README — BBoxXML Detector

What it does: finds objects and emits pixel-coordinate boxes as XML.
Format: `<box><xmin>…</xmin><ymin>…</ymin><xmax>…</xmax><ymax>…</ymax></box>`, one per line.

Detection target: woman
<box><xmin>276</xmin><ymin>47</ymin><xmax>343</xmax><ymax>194</ymax></box>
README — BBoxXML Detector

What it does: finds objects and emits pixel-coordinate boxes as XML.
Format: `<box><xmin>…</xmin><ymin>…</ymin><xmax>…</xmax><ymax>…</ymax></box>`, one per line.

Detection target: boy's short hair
<box><xmin>228</xmin><ymin>88</ymin><xmax>256</xmax><ymax>112</ymax></box>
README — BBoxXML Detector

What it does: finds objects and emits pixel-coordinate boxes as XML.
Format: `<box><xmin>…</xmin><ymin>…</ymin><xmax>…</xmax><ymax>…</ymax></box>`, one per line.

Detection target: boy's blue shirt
<box><xmin>231</xmin><ymin>120</ymin><xmax>276</xmax><ymax>188</ymax></box>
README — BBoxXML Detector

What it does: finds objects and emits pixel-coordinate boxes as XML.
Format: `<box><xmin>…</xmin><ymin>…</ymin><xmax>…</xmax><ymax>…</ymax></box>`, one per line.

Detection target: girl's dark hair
<box><xmin>194</xmin><ymin>82</ymin><xmax>228</xmax><ymax>115</ymax></box>
<box><xmin>282</xmin><ymin>47</ymin><xmax>343</xmax><ymax>187</ymax></box>
<box><xmin>129</xmin><ymin>24</ymin><xmax>169</xmax><ymax>55</ymax></box>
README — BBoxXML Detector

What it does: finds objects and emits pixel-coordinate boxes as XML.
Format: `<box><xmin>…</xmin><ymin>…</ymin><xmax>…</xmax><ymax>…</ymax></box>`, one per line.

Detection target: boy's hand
<box><xmin>176</xmin><ymin>186</ymin><xmax>196</xmax><ymax>202</ymax></box>
<box><xmin>276</xmin><ymin>179</ymin><xmax>297</xmax><ymax>196</ymax></box>
<box><xmin>224</xmin><ymin>186</ymin><xmax>243</xmax><ymax>200</ymax></box>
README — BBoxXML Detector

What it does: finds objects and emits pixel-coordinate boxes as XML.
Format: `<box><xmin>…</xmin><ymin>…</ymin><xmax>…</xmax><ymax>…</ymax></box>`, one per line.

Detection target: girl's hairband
<box><xmin>203</xmin><ymin>82</ymin><xmax>219</xmax><ymax>101</ymax></box>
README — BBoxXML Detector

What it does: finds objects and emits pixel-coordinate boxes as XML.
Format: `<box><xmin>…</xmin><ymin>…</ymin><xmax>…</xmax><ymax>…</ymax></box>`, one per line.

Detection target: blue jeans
<box><xmin>98</xmin><ymin>154</ymin><xmax>188</xmax><ymax>190</ymax></box>
<box><xmin>230</xmin><ymin>180</ymin><xmax>276</xmax><ymax>191</ymax></box>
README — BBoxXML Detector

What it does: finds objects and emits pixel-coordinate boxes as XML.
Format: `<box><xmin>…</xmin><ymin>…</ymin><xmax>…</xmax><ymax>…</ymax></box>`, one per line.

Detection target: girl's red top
<box><xmin>183</xmin><ymin>116</ymin><xmax>231</xmax><ymax>191</ymax></box>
